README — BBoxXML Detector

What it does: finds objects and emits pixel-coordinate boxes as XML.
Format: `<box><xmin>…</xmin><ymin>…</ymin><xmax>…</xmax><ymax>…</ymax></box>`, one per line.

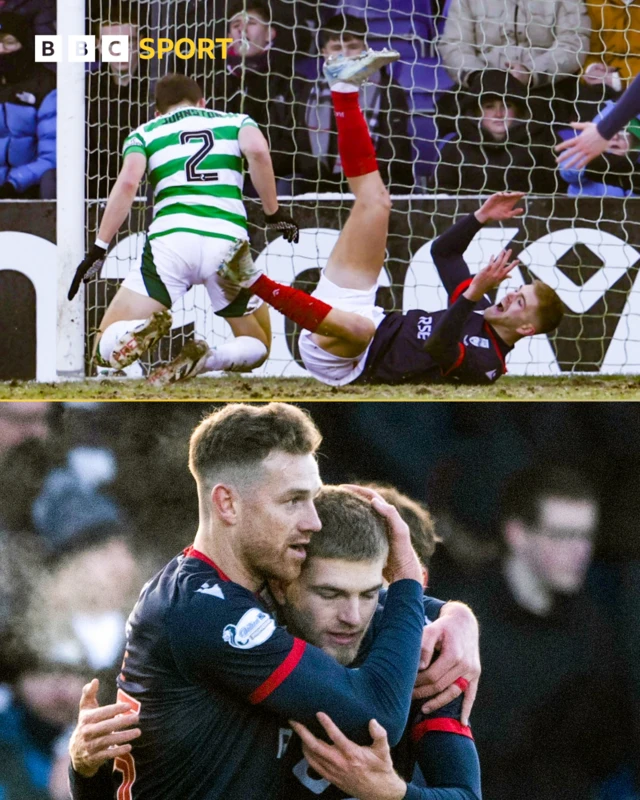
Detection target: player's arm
<box><xmin>430</xmin><ymin>192</ymin><xmax>525</xmax><ymax>297</ymax></box>
<box><xmin>171</xmin><ymin>493</ymin><xmax>425</xmax><ymax>747</ymax></box>
<box><xmin>556</xmin><ymin>72</ymin><xmax>640</xmax><ymax>169</ymax></box>
<box><xmin>238</xmin><ymin>122</ymin><xmax>299</xmax><ymax>243</ymax></box>
<box><xmin>373</xmin><ymin>593</ymin><xmax>480</xmax><ymax>725</ymax></box>
<box><xmin>67</xmin><ymin>151</ymin><xmax>147</xmax><ymax>301</ymax></box>
<box><xmin>95</xmin><ymin>152</ymin><xmax>147</xmax><ymax>245</ymax></box>
<box><xmin>290</xmin><ymin>695</ymin><xmax>481</xmax><ymax>800</ymax></box>
<box><xmin>424</xmin><ymin>248</ymin><xmax>518</xmax><ymax>376</ymax></box>
<box><xmin>67</xmin><ymin>679</ymin><xmax>140</xmax><ymax>800</ymax></box>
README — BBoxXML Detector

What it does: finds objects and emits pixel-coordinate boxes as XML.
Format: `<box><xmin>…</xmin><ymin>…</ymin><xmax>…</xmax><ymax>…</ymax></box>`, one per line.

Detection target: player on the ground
<box><xmin>66</xmin><ymin>403</ymin><xmax>479</xmax><ymax>800</ymax></box>
<box><xmin>68</xmin><ymin>483</ymin><xmax>481</xmax><ymax>800</ymax></box>
<box><xmin>555</xmin><ymin>71</ymin><xmax>640</xmax><ymax>169</ymax></box>
<box><xmin>68</xmin><ymin>73</ymin><xmax>299</xmax><ymax>384</ymax></box>
<box><xmin>220</xmin><ymin>53</ymin><xmax>565</xmax><ymax>386</ymax></box>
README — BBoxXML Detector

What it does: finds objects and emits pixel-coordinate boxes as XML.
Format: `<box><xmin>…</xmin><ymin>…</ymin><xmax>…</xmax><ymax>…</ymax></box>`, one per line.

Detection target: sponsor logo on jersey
<box><xmin>196</xmin><ymin>581</ymin><xmax>225</xmax><ymax>599</ymax></box>
<box><xmin>464</xmin><ymin>334</ymin><xmax>489</xmax><ymax>348</ymax></box>
<box><xmin>416</xmin><ymin>315</ymin><xmax>433</xmax><ymax>340</ymax></box>
<box><xmin>223</xmin><ymin>608</ymin><xmax>276</xmax><ymax>649</ymax></box>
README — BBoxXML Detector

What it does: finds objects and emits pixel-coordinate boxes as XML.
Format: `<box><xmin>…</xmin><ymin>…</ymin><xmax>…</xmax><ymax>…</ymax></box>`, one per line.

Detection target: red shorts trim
<box><xmin>249</xmin><ymin>638</ymin><xmax>307</xmax><ymax>704</ymax></box>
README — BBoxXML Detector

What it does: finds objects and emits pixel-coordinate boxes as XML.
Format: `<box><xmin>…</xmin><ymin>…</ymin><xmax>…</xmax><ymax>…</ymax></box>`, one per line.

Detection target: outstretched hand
<box><xmin>464</xmin><ymin>248</ymin><xmax>520</xmax><ymax>303</ymax></box>
<box><xmin>555</xmin><ymin>122</ymin><xmax>611</xmax><ymax>170</ymax></box>
<box><xmin>475</xmin><ymin>191</ymin><xmax>526</xmax><ymax>224</ymax></box>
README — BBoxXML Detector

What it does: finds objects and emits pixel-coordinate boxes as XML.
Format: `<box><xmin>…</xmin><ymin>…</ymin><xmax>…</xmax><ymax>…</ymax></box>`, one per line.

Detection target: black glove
<box><xmin>264</xmin><ymin>208</ymin><xmax>299</xmax><ymax>244</ymax></box>
<box><xmin>67</xmin><ymin>242</ymin><xmax>108</xmax><ymax>301</ymax></box>
<box><xmin>0</xmin><ymin>182</ymin><xmax>18</xmax><ymax>199</ymax></box>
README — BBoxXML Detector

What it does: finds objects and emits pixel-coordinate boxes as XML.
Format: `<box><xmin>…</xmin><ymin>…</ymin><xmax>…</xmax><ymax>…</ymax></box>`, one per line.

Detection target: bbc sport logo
<box><xmin>35</xmin><ymin>35</ymin><xmax>234</xmax><ymax>63</ymax></box>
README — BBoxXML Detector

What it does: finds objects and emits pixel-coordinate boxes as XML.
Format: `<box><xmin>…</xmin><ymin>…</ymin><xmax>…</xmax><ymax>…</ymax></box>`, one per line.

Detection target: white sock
<box><xmin>203</xmin><ymin>336</ymin><xmax>268</xmax><ymax>372</ymax></box>
<box><xmin>99</xmin><ymin>319</ymin><xmax>148</xmax><ymax>366</ymax></box>
<box><xmin>330</xmin><ymin>81</ymin><xmax>360</xmax><ymax>94</ymax></box>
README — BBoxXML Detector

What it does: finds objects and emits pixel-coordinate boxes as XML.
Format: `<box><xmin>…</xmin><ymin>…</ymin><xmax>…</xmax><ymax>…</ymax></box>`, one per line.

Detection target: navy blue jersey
<box><xmin>356</xmin><ymin>213</ymin><xmax>512</xmax><ymax>386</ymax></box>
<box><xmin>279</xmin><ymin>606</ymin><xmax>481</xmax><ymax>800</ymax></box>
<box><xmin>69</xmin><ymin>546</ymin><xmax>425</xmax><ymax>800</ymax></box>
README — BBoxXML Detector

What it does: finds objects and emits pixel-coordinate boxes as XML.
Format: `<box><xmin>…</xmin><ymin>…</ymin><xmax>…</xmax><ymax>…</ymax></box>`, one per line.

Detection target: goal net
<box><xmin>81</xmin><ymin>0</ymin><xmax>640</xmax><ymax>377</ymax></box>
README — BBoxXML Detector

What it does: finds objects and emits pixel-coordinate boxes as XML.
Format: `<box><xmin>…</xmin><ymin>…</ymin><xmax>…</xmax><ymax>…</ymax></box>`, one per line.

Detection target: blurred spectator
<box><xmin>0</xmin><ymin>403</ymin><xmax>58</xmax><ymax>533</ymax></box>
<box><xmin>86</xmin><ymin>6</ymin><xmax>151</xmax><ymax>200</ymax></box>
<box><xmin>433</xmin><ymin>70</ymin><xmax>563</xmax><ymax>194</ymax></box>
<box><xmin>437</xmin><ymin>0</ymin><xmax>591</xmax><ymax>127</ymax></box>
<box><xmin>558</xmin><ymin>99</ymin><xmax>640</xmax><ymax>196</ymax></box>
<box><xmin>0</xmin><ymin>655</ymin><xmax>86</xmax><ymax>800</ymax></box>
<box><xmin>432</xmin><ymin>466</ymin><xmax>629</xmax><ymax>800</ymax></box>
<box><xmin>0</xmin><ymin>13</ymin><xmax>56</xmax><ymax>199</ymax></box>
<box><xmin>289</xmin><ymin>14</ymin><xmax>413</xmax><ymax>193</ymax></box>
<box><xmin>207</xmin><ymin>0</ymin><xmax>297</xmax><ymax>188</ymax></box>
<box><xmin>583</xmin><ymin>0</ymin><xmax>640</xmax><ymax>92</ymax></box>
<box><xmin>0</xmin><ymin>0</ymin><xmax>55</xmax><ymax>37</ymax></box>
<box><xmin>0</xmin><ymin>402</ymin><xmax>50</xmax><ymax>456</ymax></box>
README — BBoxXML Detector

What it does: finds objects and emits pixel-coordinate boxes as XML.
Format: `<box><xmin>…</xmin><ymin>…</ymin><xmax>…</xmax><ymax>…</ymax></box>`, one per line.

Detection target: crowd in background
<box><xmin>2</xmin><ymin>0</ymin><xmax>640</xmax><ymax>200</ymax></box>
<box><xmin>0</xmin><ymin>401</ymin><xmax>639</xmax><ymax>799</ymax></box>
<box><xmin>85</xmin><ymin>0</ymin><xmax>640</xmax><ymax>200</ymax></box>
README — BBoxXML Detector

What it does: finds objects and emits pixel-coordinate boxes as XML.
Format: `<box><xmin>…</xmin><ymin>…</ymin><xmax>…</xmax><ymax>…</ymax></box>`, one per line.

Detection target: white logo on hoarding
<box><xmin>222</xmin><ymin>608</ymin><xmax>275</xmax><ymax>649</ymax></box>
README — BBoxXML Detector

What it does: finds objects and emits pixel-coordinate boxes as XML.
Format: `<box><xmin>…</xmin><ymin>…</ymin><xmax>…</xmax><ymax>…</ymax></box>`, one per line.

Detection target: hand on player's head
<box><xmin>476</xmin><ymin>192</ymin><xmax>526</xmax><ymax>224</ymax></box>
<box><xmin>341</xmin><ymin>485</ymin><xmax>422</xmax><ymax>585</ymax></box>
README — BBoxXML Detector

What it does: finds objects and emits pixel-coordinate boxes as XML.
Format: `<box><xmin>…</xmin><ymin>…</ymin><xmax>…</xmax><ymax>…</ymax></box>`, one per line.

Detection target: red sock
<box><xmin>251</xmin><ymin>274</ymin><xmax>332</xmax><ymax>332</ymax></box>
<box><xmin>332</xmin><ymin>91</ymin><xmax>378</xmax><ymax>178</ymax></box>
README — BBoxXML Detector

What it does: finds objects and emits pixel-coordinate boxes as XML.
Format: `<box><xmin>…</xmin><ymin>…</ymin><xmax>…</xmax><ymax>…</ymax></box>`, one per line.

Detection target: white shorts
<box><xmin>122</xmin><ymin>232</ymin><xmax>262</xmax><ymax>318</ymax></box>
<box><xmin>298</xmin><ymin>272</ymin><xmax>386</xmax><ymax>386</ymax></box>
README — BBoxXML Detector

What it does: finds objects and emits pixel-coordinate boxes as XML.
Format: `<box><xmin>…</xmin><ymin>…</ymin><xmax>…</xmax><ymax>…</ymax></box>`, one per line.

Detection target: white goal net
<box><xmin>80</xmin><ymin>0</ymin><xmax>640</xmax><ymax>377</ymax></box>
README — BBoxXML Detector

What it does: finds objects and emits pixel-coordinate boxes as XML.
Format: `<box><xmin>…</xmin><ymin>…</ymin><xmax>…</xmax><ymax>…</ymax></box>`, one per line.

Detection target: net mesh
<box><xmin>84</xmin><ymin>0</ymin><xmax>640</xmax><ymax>376</ymax></box>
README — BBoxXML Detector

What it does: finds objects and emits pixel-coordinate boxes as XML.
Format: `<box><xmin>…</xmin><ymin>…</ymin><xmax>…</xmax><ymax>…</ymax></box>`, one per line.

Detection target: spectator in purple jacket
<box><xmin>0</xmin><ymin>0</ymin><xmax>55</xmax><ymax>37</ymax></box>
<box><xmin>0</xmin><ymin>12</ymin><xmax>56</xmax><ymax>198</ymax></box>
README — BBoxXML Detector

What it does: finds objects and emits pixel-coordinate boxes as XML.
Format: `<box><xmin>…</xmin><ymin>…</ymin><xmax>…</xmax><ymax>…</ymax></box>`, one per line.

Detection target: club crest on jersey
<box><xmin>463</xmin><ymin>334</ymin><xmax>489</xmax><ymax>348</ymax></box>
<box><xmin>223</xmin><ymin>608</ymin><xmax>275</xmax><ymax>649</ymax></box>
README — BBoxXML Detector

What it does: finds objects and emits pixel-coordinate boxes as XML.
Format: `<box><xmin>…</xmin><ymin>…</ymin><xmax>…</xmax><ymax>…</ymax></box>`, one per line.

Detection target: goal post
<box><xmin>56</xmin><ymin>0</ymin><xmax>86</xmax><ymax>380</ymax></box>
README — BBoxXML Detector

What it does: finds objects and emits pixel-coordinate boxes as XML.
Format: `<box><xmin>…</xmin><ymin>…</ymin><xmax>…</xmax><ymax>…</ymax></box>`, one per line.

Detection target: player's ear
<box><xmin>268</xmin><ymin>25</ymin><xmax>276</xmax><ymax>43</ymax></box>
<box><xmin>516</xmin><ymin>322</ymin><xmax>536</xmax><ymax>337</ymax></box>
<box><xmin>211</xmin><ymin>483</ymin><xmax>238</xmax><ymax>523</ymax></box>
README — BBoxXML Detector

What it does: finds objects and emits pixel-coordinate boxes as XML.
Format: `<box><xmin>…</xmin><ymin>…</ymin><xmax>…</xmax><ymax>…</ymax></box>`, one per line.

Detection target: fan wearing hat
<box><xmin>434</xmin><ymin>69</ymin><xmax>564</xmax><ymax>195</ymax></box>
<box><xmin>0</xmin><ymin>11</ymin><xmax>56</xmax><ymax>198</ymax></box>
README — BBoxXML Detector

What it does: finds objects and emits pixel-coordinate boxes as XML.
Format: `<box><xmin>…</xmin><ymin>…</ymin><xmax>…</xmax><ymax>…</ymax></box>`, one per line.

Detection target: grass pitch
<box><xmin>2</xmin><ymin>375</ymin><xmax>640</xmax><ymax>401</ymax></box>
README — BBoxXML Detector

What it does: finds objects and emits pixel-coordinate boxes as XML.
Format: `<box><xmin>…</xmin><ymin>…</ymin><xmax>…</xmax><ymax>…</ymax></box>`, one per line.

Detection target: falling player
<box><xmin>68</xmin><ymin>73</ymin><xmax>299</xmax><ymax>383</ymax></box>
<box><xmin>221</xmin><ymin>52</ymin><xmax>565</xmax><ymax>386</ymax></box>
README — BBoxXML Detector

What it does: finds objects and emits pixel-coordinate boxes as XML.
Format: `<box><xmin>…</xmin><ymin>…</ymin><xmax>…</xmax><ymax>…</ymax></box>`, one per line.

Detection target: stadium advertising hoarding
<box><xmin>2</xmin><ymin>197</ymin><xmax>640</xmax><ymax>380</ymax></box>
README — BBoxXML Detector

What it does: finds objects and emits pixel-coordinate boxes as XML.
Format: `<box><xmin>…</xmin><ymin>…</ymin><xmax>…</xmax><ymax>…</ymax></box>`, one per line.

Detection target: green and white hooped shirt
<box><xmin>122</xmin><ymin>107</ymin><xmax>258</xmax><ymax>243</ymax></box>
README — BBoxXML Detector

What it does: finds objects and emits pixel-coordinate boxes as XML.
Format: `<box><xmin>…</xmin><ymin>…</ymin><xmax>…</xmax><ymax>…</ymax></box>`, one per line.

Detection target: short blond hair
<box><xmin>532</xmin><ymin>280</ymin><xmax>564</xmax><ymax>335</ymax></box>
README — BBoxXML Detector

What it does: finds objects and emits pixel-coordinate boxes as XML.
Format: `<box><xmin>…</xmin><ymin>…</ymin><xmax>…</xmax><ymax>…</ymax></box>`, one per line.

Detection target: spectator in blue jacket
<box><xmin>0</xmin><ymin>12</ymin><xmax>56</xmax><ymax>199</ymax></box>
